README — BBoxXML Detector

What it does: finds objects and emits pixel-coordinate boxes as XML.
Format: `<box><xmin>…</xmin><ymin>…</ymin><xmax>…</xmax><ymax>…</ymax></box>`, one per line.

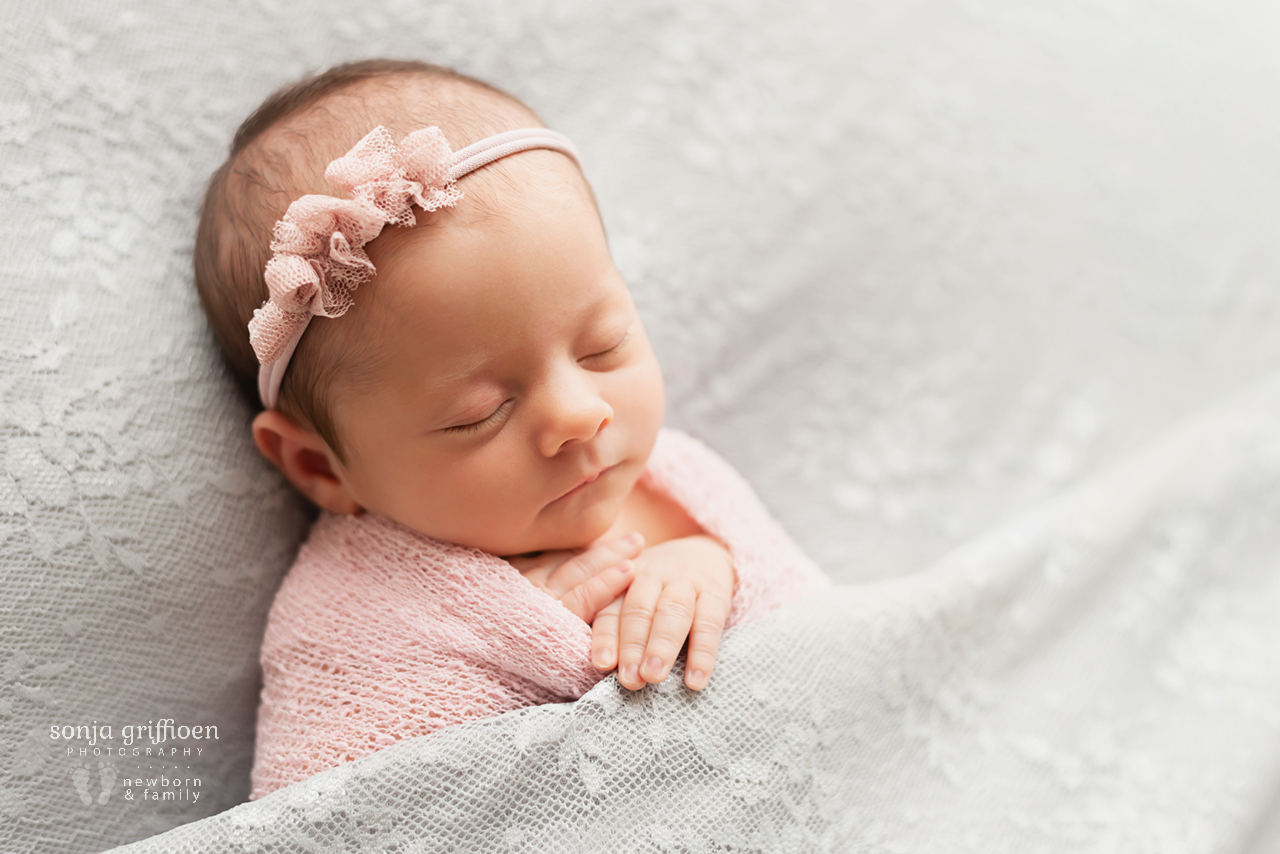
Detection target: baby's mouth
<box><xmin>551</xmin><ymin>464</ymin><xmax>615</xmax><ymax>504</ymax></box>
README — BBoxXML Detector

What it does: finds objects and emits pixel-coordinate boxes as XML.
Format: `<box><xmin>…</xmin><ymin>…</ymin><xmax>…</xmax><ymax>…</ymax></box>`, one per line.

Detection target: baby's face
<box><xmin>323</xmin><ymin>153</ymin><xmax>664</xmax><ymax>555</ymax></box>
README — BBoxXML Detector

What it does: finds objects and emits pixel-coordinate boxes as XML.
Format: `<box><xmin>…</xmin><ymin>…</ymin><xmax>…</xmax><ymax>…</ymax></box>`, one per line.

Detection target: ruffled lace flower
<box><xmin>247</xmin><ymin>126</ymin><xmax>463</xmax><ymax>365</ymax></box>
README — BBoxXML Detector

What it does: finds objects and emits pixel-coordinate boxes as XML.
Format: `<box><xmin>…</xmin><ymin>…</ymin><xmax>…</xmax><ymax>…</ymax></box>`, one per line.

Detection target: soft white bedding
<box><xmin>108</xmin><ymin>371</ymin><xmax>1280</xmax><ymax>851</ymax></box>
<box><xmin>3</xmin><ymin>0</ymin><xmax>1280</xmax><ymax>851</ymax></box>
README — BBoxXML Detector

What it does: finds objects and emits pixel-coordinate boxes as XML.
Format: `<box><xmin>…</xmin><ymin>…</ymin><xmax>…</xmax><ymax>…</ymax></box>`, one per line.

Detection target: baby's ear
<box><xmin>251</xmin><ymin>410</ymin><xmax>362</xmax><ymax>515</ymax></box>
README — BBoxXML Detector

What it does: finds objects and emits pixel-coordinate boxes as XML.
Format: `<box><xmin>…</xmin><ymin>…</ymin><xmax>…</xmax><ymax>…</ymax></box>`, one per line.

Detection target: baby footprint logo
<box><xmin>71</xmin><ymin>763</ymin><xmax>93</xmax><ymax>806</ymax></box>
<box><xmin>97</xmin><ymin>760</ymin><xmax>118</xmax><ymax>804</ymax></box>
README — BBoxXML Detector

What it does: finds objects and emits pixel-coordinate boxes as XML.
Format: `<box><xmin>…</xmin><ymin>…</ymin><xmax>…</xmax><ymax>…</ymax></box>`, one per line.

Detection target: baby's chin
<box><xmin>517</xmin><ymin>516</ymin><xmax>619</xmax><ymax>556</ymax></box>
<box><xmin>390</xmin><ymin>474</ymin><xmax>634</xmax><ymax>556</ymax></box>
<box><xmin>384</xmin><ymin>504</ymin><xmax>618</xmax><ymax>558</ymax></box>
<box><xmin>492</xmin><ymin>502</ymin><xmax>623</xmax><ymax>557</ymax></box>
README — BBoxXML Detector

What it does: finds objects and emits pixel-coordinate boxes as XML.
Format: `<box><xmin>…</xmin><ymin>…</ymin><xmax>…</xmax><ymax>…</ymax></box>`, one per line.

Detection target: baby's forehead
<box><xmin>236</xmin><ymin>73</ymin><xmax>555</xmax><ymax>245</ymax></box>
<box><xmin>245</xmin><ymin>70</ymin><xmax>605</xmax><ymax>370</ymax></box>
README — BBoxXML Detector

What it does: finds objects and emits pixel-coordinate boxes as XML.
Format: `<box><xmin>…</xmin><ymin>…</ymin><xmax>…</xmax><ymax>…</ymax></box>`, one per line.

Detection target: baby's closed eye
<box><xmin>578</xmin><ymin>328</ymin><xmax>632</xmax><ymax>367</ymax></box>
<box><xmin>443</xmin><ymin>399</ymin><xmax>513</xmax><ymax>434</ymax></box>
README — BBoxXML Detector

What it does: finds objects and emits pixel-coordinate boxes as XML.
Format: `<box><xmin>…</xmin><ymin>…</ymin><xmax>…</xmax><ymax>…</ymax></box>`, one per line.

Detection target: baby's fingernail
<box><xmin>626</xmin><ymin>531</ymin><xmax>644</xmax><ymax>546</ymax></box>
<box><xmin>617</xmin><ymin>560</ymin><xmax>634</xmax><ymax>574</ymax></box>
<box><xmin>688</xmin><ymin>670</ymin><xmax>706</xmax><ymax>690</ymax></box>
<box><xmin>594</xmin><ymin>648</ymin><xmax>614</xmax><ymax>668</ymax></box>
<box><xmin>621</xmin><ymin>663</ymin><xmax>638</xmax><ymax>684</ymax></box>
<box><xmin>642</xmin><ymin>657</ymin><xmax>664</xmax><ymax>679</ymax></box>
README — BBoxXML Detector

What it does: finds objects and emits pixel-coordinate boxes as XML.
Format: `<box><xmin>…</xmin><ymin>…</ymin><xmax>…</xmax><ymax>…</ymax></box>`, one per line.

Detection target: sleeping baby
<box><xmin>193</xmin><ymin>59</ymin><xmax>831</xmax><ymax>799</ymax></box>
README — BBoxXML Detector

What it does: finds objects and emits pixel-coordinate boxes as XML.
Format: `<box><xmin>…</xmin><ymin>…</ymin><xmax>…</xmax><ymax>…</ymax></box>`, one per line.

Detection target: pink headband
<box><xmin>247</xmin><ymin>125</ymin><xmax>580</xmax><ymax>410</ymax></box>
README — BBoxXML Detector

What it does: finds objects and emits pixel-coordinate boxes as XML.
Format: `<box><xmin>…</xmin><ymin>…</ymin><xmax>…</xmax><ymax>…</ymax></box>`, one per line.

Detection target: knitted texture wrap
<box><xmin>250</xmin><ymin>428</ymin><xmax>831</xmax><ymax>798</ymax></box>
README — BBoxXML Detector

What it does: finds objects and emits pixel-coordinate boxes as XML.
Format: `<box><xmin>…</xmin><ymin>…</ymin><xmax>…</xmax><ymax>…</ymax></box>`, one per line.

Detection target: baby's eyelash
<box><xmin>582</xmin><ymin>330</ymin><xmax>632</xmax><ymax>362</ymax></box>
<box><xmin>444</xmin><ymin>400</ymin><xmax>512</xmax><ymax>435</ymax></box>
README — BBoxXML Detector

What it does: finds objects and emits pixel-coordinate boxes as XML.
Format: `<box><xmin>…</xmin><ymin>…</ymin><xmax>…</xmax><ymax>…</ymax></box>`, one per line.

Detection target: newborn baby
<box><xmin>194</xmin><ymin>59</ymin><xmax>830</xmax><ymax>799</ymax></box>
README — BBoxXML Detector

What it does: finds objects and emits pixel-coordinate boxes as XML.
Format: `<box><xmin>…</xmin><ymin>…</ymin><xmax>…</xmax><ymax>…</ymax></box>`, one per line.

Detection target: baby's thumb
<box><xmin>558</xmin><ymin>561</ymin><xmax>635</xmax><ymax>623</ymax></box>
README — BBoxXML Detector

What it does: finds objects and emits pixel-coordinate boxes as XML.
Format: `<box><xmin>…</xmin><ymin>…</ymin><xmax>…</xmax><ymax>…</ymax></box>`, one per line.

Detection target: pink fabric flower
<box><xmin>247</xmin><ymin>126</ymin><xmax>463</xmax><ymax>366</ymax></box>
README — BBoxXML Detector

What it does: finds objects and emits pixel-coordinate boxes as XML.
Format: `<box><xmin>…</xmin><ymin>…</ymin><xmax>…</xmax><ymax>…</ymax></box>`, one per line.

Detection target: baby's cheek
<box><xmin>615</xmin><ymin>362</ymin><xmax>664</xmax><ymax>448</ymax></box>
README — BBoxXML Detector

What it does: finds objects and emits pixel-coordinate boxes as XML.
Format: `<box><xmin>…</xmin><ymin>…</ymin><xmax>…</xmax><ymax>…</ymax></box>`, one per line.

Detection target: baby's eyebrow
<box><xmin>424</xmin><ymin>351</ymin><xmax>493</xmax><ymax>391</ymax></box>
<box><xmin>417</xmin><ymin>363</ymin><xmax>502</xmax><ymax>429</ymax></box>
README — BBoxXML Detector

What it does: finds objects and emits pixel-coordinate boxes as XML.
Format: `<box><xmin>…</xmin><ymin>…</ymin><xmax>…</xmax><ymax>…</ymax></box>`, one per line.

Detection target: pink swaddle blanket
<box><xmin>250</xmin><ymin>428</ymin><xmax>832</xmax><ymax>799</ymax></box>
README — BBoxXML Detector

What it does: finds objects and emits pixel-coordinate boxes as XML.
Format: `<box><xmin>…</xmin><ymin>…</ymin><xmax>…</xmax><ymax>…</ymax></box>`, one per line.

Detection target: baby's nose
<box><xmin>538</xmin><ymin>373</ymin><xmax>613</xmax><ymax>456</ymax></box>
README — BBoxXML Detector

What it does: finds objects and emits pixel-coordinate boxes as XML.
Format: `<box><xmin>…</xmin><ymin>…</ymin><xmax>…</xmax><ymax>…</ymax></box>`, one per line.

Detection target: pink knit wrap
<box><xmin>250</xmin><ymin>428</ymin><xmax>832</xmax><ymax>799</ymax></box>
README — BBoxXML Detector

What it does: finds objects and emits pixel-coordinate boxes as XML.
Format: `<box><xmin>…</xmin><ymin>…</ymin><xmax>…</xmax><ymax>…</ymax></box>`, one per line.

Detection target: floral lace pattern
<box><xmin>4</xmin><ymin>0</ymin><xmax>1280</xmax><ymax>851</ymax></box>
<box><xmin>107</xmin><ymin>373</ymin><xmax>1280</xmax><ymax>852</ymax></box>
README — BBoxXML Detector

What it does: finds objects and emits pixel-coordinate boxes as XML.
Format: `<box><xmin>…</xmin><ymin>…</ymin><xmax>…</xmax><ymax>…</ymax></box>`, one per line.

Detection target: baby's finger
<box><xmin>638</xmin><ymin>587</ymin><xmax>696</xmax><ymax>685</ymax></box>
<box><xmin>616</xmin><ymin>578</ymin><xmax>662</xmax><ymax>690</ymax></box>
<box><xmin>683</xmin><ymin>593</ymin><xmax>731</xmax><ymax>691</ymax></box>
<box><xmin>591</xmin><ymin>596</ymin><xmax>624</xmax><ymax>671</ymax></box>
<box><xmin>558</xmin><ymin>560</ymin><xmax>635</xmax><ymax>624</ymax></box>
<box><xmin>542</xmin><ymin>532</ymin><xmax>644</xmax><ymax>599</ymax></box>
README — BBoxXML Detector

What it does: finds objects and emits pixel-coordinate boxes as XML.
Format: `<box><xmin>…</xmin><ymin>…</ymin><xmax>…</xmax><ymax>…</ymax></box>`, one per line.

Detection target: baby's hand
<box><xmin>506</xmin><ymin>533</ymin><xmax>644</xmax><ymax>624</ymax></box>
<box><xmin>591</xmin><ymin>535</ymin><xmax>735</xmax><ymax>692</ymax></box>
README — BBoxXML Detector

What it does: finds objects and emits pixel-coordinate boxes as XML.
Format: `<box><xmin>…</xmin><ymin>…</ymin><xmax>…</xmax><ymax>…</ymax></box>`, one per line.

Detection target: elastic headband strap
<box><xmin>251</xmin><ymin>126</ymin><xmax>580</xmax><ymax>410</ymax></box>
<box><xmin>447</xmin><ymin>129</ymin><xmax>580</xmax><ymax>182</ymax></box>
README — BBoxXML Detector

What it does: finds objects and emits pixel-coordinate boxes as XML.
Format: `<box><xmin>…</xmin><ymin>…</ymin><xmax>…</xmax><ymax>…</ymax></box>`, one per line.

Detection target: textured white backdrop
<box><xmin>2</xmin><ymin>0</ymin><xmax>1280</xmax><ymax>851</ymax></box>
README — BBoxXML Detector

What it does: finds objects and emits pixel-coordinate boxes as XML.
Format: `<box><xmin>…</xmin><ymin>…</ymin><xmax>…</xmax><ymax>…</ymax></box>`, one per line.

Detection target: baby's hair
<box><xmin>194</xmin><ymin>59</ymin><xmax>545</xmax><ymax>460</ymax></box>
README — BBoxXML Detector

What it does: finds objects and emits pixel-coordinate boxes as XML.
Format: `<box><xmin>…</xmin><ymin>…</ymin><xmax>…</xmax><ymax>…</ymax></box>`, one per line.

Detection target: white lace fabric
<box><xmin>103</xmin><ymin>372</ymin><xmax>1280</xmax><ymax>851</ymax></box>
<box><xmin>5</xmin><ymin>0</ymin><xmax>1280</xmax><ymax>852</ymax></box>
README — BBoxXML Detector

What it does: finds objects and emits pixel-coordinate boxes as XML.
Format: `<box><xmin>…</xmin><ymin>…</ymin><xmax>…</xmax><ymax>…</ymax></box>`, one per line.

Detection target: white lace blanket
<box><xmin>7</xmin><ymin>1</ymin><xmax>1280</xmax><ymax>851</ymax></box>
<box><xmin>102</xmin><ymin>373</ymin><xmax>1280</xmax><ymax>852</ymax></box>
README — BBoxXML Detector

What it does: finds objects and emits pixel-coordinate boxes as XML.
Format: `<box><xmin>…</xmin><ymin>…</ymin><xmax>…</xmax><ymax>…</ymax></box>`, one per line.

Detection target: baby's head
<box><xmin>195</xmin><ymin>60</ymin><xmax>664</xmax><ymax>555</ymax></box>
